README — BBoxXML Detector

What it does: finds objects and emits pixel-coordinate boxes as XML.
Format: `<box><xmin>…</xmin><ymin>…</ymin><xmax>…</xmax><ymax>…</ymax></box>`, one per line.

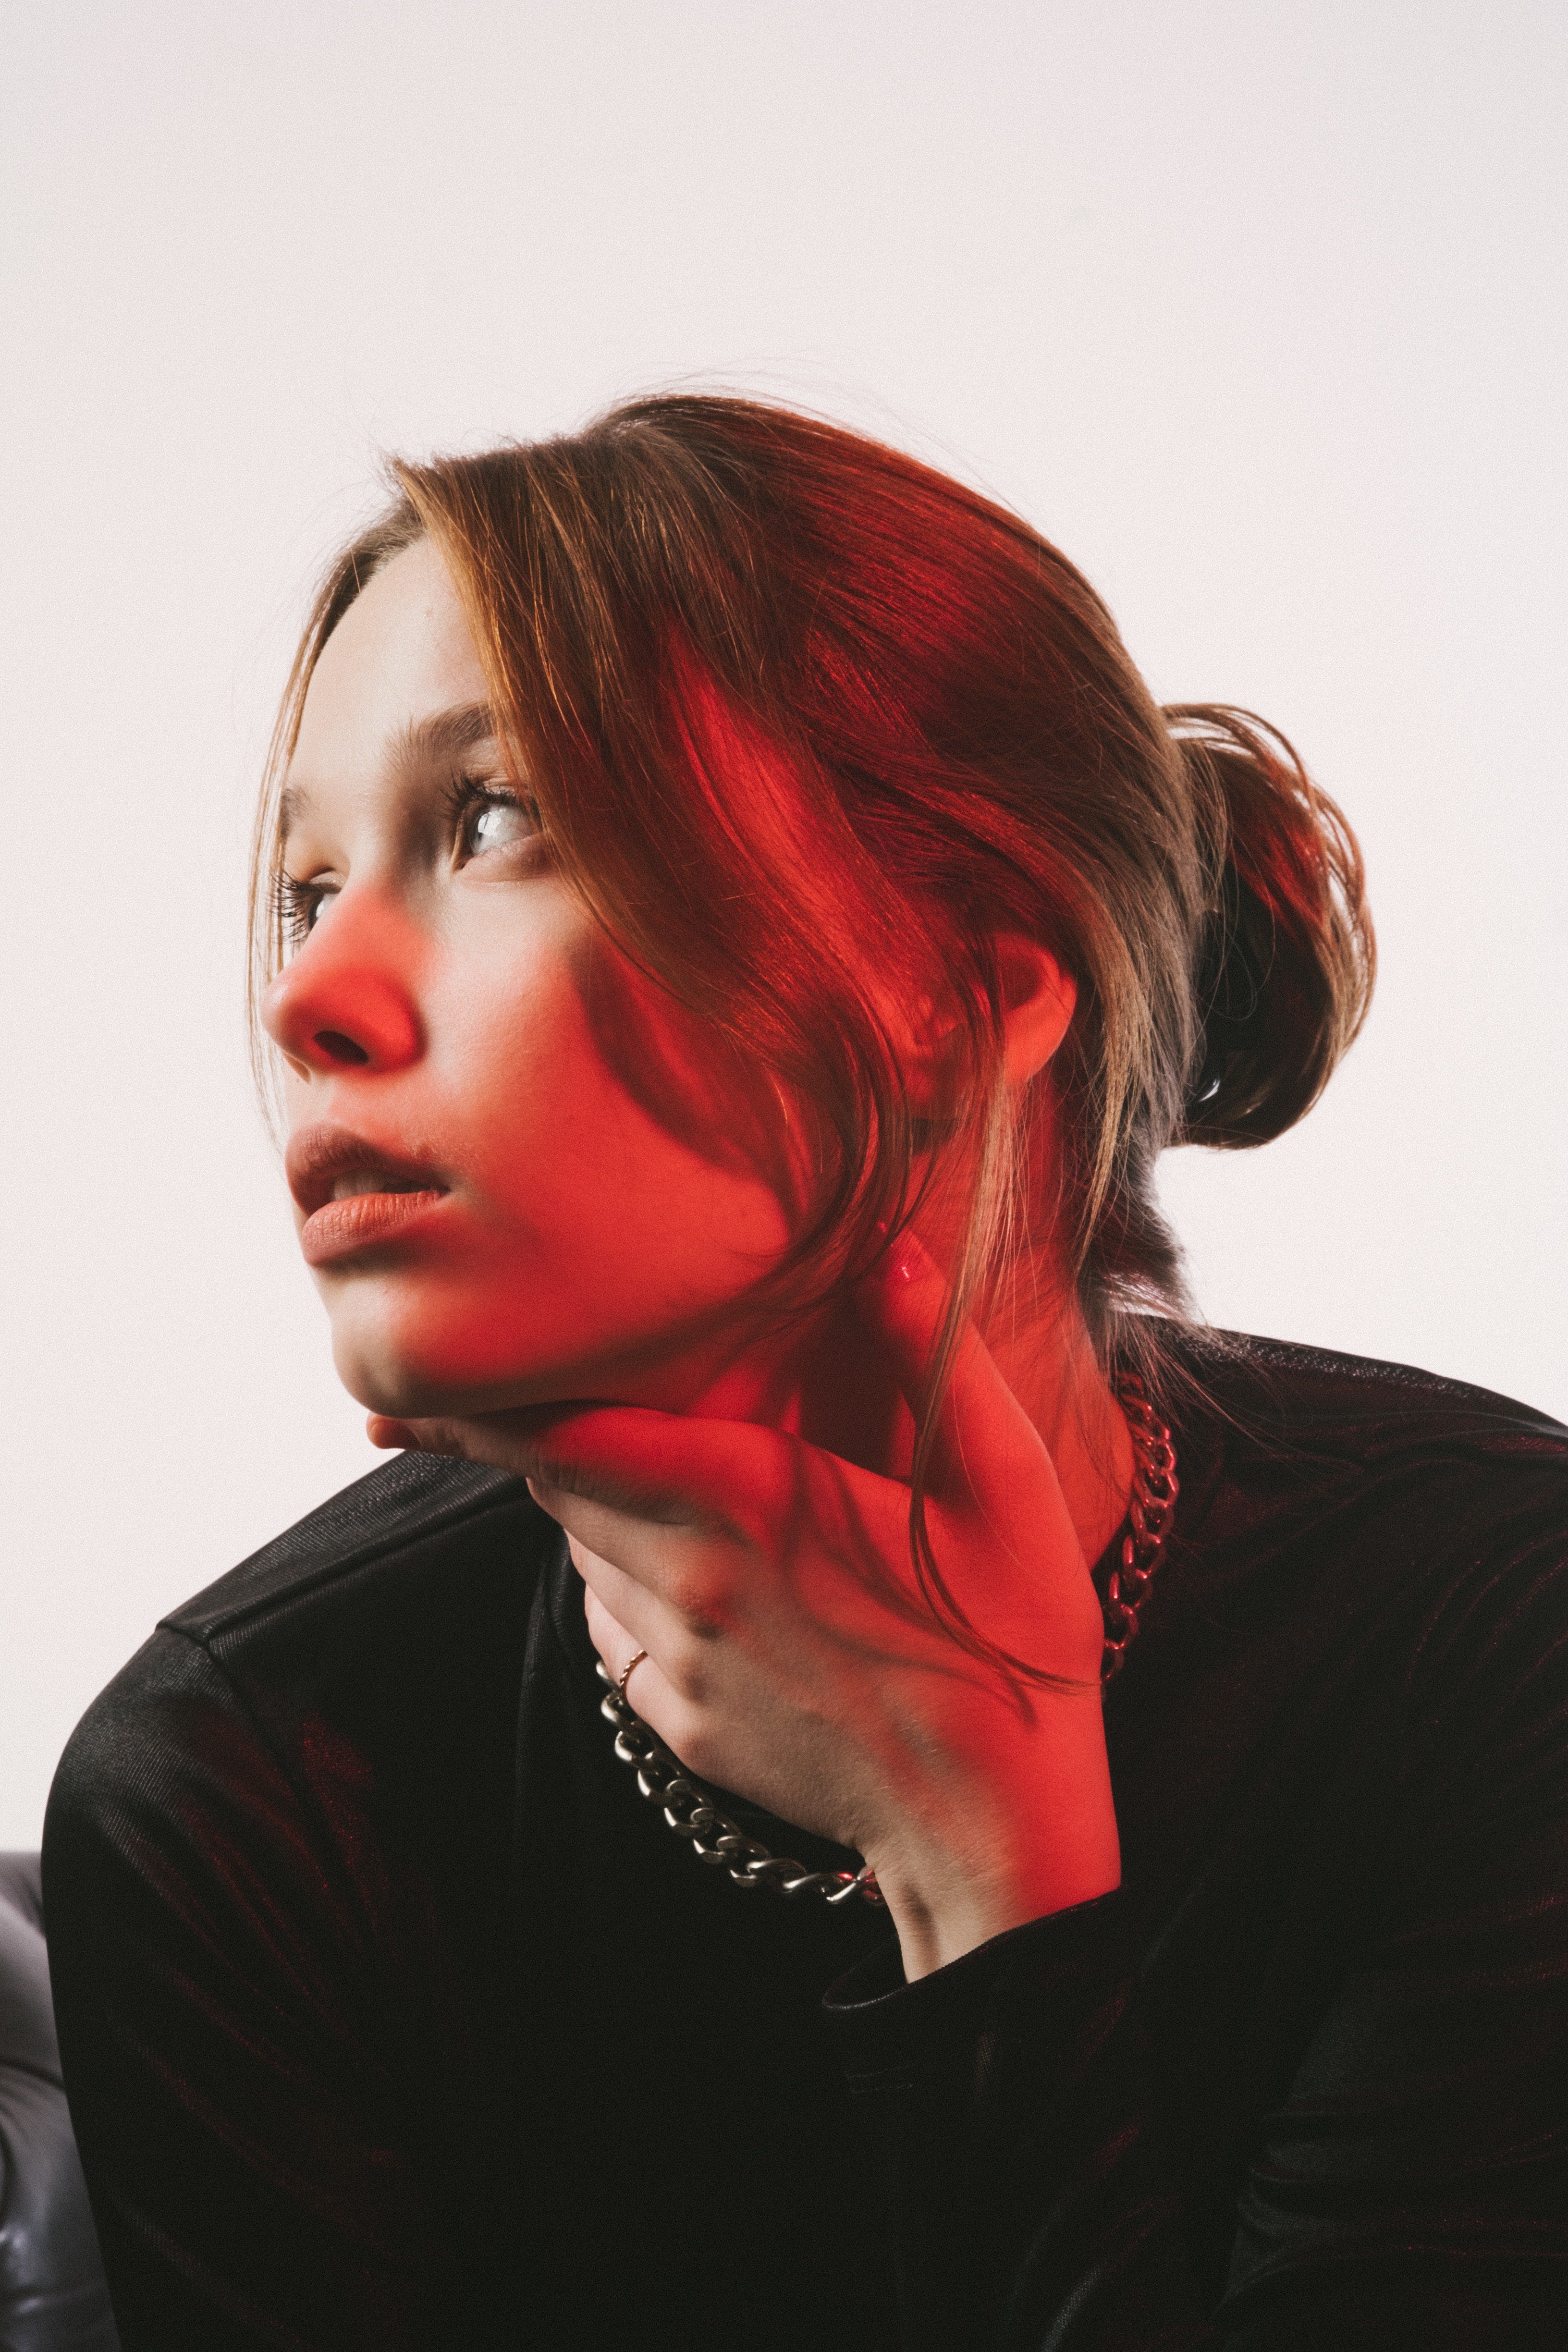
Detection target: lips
<box><xmin>287</xmin><ymin>1122</ymin><xmax>451</xmax><ymax>1266</ymax></box>
<box><xmin>287</xmin><ymin>1122</ymin><xmax>448</xmax><ymax>1216</ymax></box>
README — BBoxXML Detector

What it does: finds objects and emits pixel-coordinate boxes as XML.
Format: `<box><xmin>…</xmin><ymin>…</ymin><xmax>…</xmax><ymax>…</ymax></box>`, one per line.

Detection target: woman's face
<box><xmin>262</xmin><ymin>539</ymin><xmax>802</xmax><ymax>1421</ymax></box>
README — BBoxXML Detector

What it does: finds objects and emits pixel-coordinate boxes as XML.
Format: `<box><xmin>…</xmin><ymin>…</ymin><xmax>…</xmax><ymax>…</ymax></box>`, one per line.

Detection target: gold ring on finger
<box><xmin>617</xmin><ymin>1648</ymin><xmax>649</xmax><ymax>1703</ymax></box>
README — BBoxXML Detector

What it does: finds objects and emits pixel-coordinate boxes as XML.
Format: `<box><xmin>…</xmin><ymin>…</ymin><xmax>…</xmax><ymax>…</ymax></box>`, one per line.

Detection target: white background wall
<box><xmin>2</xmin><ymin>1</ymin><xmax>1563</xmax><ymax>1848</ymax></box>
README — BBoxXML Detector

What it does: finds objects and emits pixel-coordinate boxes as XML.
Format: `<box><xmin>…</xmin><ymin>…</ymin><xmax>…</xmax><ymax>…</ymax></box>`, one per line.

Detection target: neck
<box><xmin>609</xmin><ymin>1245</ymin><xmax>1134</xmax><ymax>1573</ymax></box>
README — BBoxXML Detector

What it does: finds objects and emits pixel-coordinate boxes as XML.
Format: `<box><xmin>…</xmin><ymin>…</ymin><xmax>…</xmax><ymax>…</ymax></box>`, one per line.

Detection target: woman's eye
<box><xmin>277</xmin><ymin>874</ymin><xmax>339</xmax><ymax>947</ymax></box>
<box><xmin>460</xmin><ymin>792</ymin><xmax>536</xmax><ymax>858</ymax></box>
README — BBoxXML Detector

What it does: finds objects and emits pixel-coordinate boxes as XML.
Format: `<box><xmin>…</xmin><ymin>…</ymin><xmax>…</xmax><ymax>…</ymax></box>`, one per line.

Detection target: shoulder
<box><xmin>1176</xmin><ymin>1326</ymin><xmax>1568</xmax><ymax>1551</ymax></box>
<box><xmin>161</xmin><ymin>1446</ymin><xmax>548</xmax><ymax>1650</ymax></box>
<box><xmin>1181</xmin><ymin>1326</ymin><xmax>1567</xmax><ymax>1462</ymax></box>
<box><xmin>1171</xmin><ymin>1328</ymin><xmax>1568</xmax><ymax>1527</ymax></box>
<box><xmin>46</xmin><ymin>1452</ymin><xmax>558</xmax><ymax>1887</ymax></box>
<box><xmin>1159</xmin><ymin>1328</ymin><xmax>1568</xmax><ymax>1691</ymax></box>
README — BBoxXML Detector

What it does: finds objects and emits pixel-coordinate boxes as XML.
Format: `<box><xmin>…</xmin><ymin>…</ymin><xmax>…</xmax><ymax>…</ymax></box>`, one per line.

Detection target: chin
<box><xmin>328</xmin><ymin>1316</ymin><xmax>488</xmax><ymax>1421</ymax></box>
<box><xmin>326</xmin><ymin>1296</ymin><xmax>568</xmax><ymax>1421</ymax></box>
<box><xmin>322</xmin><ymin>1274</ymin><xmax>703</xmax><ymax>1421</ymax></box>
<box><xmin>331</xmin><ymin>1342</ymin><xmax>441</xmax><ymax>1421</ymax></box>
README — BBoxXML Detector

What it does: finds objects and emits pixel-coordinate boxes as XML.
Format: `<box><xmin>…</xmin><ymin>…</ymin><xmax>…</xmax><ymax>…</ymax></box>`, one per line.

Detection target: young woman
<box><xmin>43</xmin><ymin>397</ymin><xmax>1568</xmax><ymax>2350</ymax></box>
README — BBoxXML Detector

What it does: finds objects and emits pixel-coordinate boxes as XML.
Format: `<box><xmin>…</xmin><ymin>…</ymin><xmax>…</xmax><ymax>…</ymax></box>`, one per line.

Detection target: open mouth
<box><xmin>286</xmin><ymin>1124</ymin><xmax>453</xmax><ymax>1264</ymax></box>
<box><xmin>329</xmin><ymin>1169</ymin><xmax>439</xmax><ymax>1201</ymax></box>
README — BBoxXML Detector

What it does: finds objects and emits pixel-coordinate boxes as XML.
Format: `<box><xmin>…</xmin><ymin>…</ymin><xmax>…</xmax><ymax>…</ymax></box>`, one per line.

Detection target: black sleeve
<box><xmin>41</xmin><ymin>1630</ymin><xmax>446</xmax><ymax>2352</ymax></box>
<box><xmin>822</xmin><ymin>1538</ymin><xmax>1568</xmax><ymax>2351</ymax></box>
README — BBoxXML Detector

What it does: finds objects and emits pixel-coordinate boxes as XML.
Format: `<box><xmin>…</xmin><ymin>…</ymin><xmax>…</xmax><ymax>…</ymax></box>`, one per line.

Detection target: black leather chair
<box><xmin>0</xmin><ymin>1855</ymin><xmax>119</xmax><ymax>2351</ymax></box>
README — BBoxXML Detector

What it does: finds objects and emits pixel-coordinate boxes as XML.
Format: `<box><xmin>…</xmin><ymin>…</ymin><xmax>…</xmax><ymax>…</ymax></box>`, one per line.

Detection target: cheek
<box><xmin>321</xmin><ymin>942</ymin><xmax>801</xmax><ymax>1405</ymax></box>
<box><xmin>576</xmin><ymin>943</ymin><xmax>811</xmax><ymax>1214</ymax></box>
<box><xmin>442</xmin><ymin>930</ymin><xmax>803</xmax><ymax>1250</ymax></box>
<box><xmin>438</xmin><ymin>945</ymin><xmax>588</xmax><ymax>1148</ymax></box>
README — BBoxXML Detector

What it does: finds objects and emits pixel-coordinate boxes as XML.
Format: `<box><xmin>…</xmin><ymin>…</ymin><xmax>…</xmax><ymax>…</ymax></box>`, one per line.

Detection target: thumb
<box><xmin>850</xmin><ymin>1230</ymin><xmax>1051</xmax><ymax>1509</ymax></box>
<box><xmin>369</xmin><ymin>1402</ymin><xmax>771</xmax><ymax>1541</ymax></box>
<box><xmin>848</xmin><ymin>1226</ymin><xmax>958</xmax><ymax>1427</ymax></box>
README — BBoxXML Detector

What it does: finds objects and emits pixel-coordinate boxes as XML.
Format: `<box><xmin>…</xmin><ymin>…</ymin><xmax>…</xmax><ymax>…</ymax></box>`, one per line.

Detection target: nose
<box><xmin>260</xmin><ymin>896</ymin><xmax>424</xmax><ymax>1080</ymax></box>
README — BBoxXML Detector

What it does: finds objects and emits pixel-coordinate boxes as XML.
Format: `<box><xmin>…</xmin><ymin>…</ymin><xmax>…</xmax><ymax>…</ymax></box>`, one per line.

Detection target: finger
<box><xmin>375</xmin><ymin>1402</ymin><xmax>905</xmax><ymax>1653</ymax></box>
<box><xmin>580</xmin><ymin>1581</ymin><xmax>649</xmax><ymax>1689</ymax></box>
<box><xmin>577</xmin><ymin>1554</ymin><xmax>682</xmax><ymax>1696</ymax></box>
<box><xmin>366</xmin><ymin>1407</ymin><xmax>720</xmax><ymax>1592</ymax></box>
<box><xmin>368</xmin><ymin>1400</ymin><xmax>807</xmax><ymax>1556</ymax></box>
<box><xmin>366</xmin><ymin>1403</ymin><xmax>575</xmax><ymax>1461</ymax></box>
<box><xmin>577</xmin><ymin>1577</ymin><xmax>690</xmax><ymax>1755</ymax></box>
<box><xmin>549</xmin><ymin>1495</ymin><xmax>736</xmax><ymax>1653</ymax></box>
<box><xmin>850</xmin><ymin>1230</ymin><xmax>1057</xmax><ymax>1512</ymax></box>
<box><xmin>513</xmin><ymin>1403</ymin><xmax>777</xmax><ymax>1544</ymax></box>
<box><xmin>366</xmin><ymin>1403</ymin><xmax>697</xmax><ymax>1501</ymax></box>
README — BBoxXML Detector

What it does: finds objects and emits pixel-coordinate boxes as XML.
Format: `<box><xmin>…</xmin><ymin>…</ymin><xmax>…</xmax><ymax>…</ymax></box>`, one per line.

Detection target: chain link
<box><xmin>596</xmin><ymin>1374</ymin><xmax>1177</xmax><ymax>1908</ymax></box>
<box><xmin>1101</xmin><ymin>1375</ymin><xmax>1180</xmax><ymax>1683</ymax></box>
<box><xmin>594</xmin><ymin>1662</ymin><xmax>882</xmax><ymax>1903</ymax></box>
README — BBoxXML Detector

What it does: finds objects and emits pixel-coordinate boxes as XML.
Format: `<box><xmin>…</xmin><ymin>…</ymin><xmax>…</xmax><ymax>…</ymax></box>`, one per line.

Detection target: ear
<box><xmin>898</xmin><ymin>932</ymin><xmax>1076</xmax><ymax>1109</ymax></box>
<box><xmin>995</xmin><ymin>932</ymin><xmax>1077</xmax><ymax>1089</ymax></box>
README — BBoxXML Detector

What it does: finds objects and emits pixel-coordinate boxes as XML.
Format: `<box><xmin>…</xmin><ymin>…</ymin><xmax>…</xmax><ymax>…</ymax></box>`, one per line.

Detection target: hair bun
<box><xmin>1167</xmin><ymin>707</ymin><xmax>1375</xmax><ymax>1147</ymax></box>
<box><xmin>1184</xmin><ymin>869</ymin><xmax>1272</xmax><ymax>1120</ymax></box>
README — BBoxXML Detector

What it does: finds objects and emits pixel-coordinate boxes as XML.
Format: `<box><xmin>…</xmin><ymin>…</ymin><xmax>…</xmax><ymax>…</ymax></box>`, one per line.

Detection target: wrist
<box><xmin>863</xmin><ymin>1705</ymin><xmax>1123</xmax><ymax>1978</ymax></box>
<box><xmin>869</xmin><ymin>1838</ymin><xmax>1121</xmax><ymax>1982</ymax></box>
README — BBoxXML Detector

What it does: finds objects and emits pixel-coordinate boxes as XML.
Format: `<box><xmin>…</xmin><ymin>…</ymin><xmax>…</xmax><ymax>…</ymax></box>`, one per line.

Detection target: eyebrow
<box><xmin>278</xmin><ymin>701</ymin><xmax>504</xmax><ymax>846</ymax></box>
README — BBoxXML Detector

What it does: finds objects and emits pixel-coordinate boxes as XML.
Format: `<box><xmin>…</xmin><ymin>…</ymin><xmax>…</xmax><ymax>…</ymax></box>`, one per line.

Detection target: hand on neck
<box><xmin>608</xmin><ymin>1236</ymin><xmax>1134</xmax><ymax>1575</ymax></box>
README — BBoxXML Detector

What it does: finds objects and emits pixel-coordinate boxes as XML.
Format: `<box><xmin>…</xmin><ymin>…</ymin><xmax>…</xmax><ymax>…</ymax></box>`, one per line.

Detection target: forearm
<box><xmin>823</xmin><ymin>1892</ymin><xmax>1216</xmax><ymax>2350</ymax></box>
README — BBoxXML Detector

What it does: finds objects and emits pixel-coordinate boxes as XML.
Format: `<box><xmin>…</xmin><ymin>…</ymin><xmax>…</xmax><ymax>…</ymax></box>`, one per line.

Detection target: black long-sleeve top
<box><xmin>41</xmin><ymin>1332</ymin><xmax>1568</xmax><ymax>2349</ymax></box>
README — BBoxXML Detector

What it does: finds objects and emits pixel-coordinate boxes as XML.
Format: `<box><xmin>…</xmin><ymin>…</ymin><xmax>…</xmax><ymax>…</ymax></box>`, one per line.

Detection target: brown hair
<box><xmin>251</xmin><ymin>394</ymin><xmax>1373</xmax><ymax>1680</ymax></box>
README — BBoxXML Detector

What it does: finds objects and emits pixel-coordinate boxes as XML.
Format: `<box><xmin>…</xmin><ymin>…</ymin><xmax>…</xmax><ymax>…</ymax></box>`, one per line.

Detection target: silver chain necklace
<box><xmin>594</xmin><ymin>1374</ymin><xmax>1178</xmax><ymax>1909</ymax></box>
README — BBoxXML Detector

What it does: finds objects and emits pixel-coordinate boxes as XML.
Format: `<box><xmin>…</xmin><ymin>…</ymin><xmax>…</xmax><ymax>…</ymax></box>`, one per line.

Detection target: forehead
<box><xmin>289</xmin><ymin>539</ymin><xmax>490</xmax><ymax>786</ymax></box>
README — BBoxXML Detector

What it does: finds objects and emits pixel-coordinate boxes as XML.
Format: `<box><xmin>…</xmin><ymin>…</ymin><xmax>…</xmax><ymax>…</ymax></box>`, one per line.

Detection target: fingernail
<box><xmin>888</xmin><ymin>1229</ymin><xmax>926</xmax><ymax>1283</ymax></box>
